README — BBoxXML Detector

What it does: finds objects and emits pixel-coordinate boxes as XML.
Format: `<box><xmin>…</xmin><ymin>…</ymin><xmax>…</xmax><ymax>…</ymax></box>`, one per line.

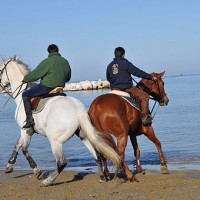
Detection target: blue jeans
<box><xmin>22</xmin><ymin>83</ymin><xmax>54</xmax><ymax>100</ymax></box>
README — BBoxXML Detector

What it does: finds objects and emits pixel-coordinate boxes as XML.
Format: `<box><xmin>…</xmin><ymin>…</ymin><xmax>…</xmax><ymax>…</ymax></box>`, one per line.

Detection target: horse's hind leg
<box><xmin>102</xmin><ymin>156</ymin><xmax>111</xmax><ymax>181</ymax></box>
<box><xmin>84</xmin><ymin>139</ymin><xmax>108</xmax><ymax>182</ymax></box>
<box><xmin>142</xmin><ymin>125</ymin><xmax>170</xmax><ymax>174</ymax></box>
<box><xmin>129</xmin><ymin>134</ymin><xmax>145</xmax><ymax>174</ymax></box>
<box><xmin>116</xmin><ymin>134</ymin><xmax>138</xmax><ymax>182</ymax></box>
<box><xmin>22</xmin><ymin>149</ymin><xmax>41</xmax><ymax>178</ymax></box>
<box><xmin>5</xmin><ymin>138</ymin><xmax>23</xmax><ymax>173</ymax></box>
<box><xmin>76</xmin><ymin>129</ymin><xmax>108</xmax><ymax>182</ymax></box>
<box><xmin>79</xmin><ymin>134</ymin><xmax>108</xmax><ymax>182</ymax></box>
<box><xmin>42</xmin><ymin>141</ymin><xmax>67</xmax><ymax>186</ymax></box>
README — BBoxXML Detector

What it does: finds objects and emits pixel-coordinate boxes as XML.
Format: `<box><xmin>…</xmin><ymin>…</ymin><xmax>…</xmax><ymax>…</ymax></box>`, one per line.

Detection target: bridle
<box><xmin>136</xmin><ymin>78</ymin><xmax>167</xmax><ymax>104</ymax></box>
<box><xmin>134</xmin><ymin>77</ymin><xmax>167</xmax><ymax>118</ymax></box>
<box><xmin>0</xmin><ymin>59</ymin><xmax>13</xmax><ymax>97</ymax></box>
<box><xmin>0</xmin><ymin>60</ymin><xmax>27</xmax><ymax>112</ymax></box>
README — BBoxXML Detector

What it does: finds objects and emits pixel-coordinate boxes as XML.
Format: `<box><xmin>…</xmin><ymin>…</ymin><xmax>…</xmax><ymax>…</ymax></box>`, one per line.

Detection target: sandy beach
<box><xmin>0</xmin><ymin>169</ymin><xmax>199</xmax><ymax>200</ymax></box>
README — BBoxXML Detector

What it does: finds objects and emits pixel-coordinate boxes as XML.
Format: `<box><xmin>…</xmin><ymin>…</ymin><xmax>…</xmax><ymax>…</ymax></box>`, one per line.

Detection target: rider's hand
<box><xmin>152</xmin><ymin>76</ymin><xmax>157</xmax><ymax>81</ymax></box>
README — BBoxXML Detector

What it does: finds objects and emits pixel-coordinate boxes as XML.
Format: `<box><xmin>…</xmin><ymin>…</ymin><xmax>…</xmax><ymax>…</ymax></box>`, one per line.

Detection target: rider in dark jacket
<box><xmin>106</xmin><ymin>47</ymin><xmax>156</xmax><ymax>125</ymax></box>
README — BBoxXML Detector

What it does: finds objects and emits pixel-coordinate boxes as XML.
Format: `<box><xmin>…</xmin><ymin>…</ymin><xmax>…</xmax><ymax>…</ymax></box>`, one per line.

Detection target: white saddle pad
<box><xmin>109</xmin><ymin>90</ymin><xmax>130</xmax><ymax>97</ymax></box>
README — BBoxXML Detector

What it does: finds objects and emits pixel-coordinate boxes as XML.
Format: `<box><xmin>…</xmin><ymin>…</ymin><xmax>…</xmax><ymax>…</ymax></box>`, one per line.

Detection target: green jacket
<box><xmin>23</xmin><ymin>52</ymin><xmax>71</xmax><ymax>88</ymax></box>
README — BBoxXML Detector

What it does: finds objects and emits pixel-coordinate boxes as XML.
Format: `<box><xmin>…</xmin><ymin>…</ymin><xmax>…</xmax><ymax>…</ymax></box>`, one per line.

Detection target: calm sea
<box><xmin>0</xmin><ymin>75</ymin><xmax>200</xmax><ymax>172</ymax></box>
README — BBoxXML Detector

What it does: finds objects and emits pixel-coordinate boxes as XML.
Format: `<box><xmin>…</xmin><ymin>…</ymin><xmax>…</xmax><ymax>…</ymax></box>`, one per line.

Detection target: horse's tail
<box><xmin>78</xmin><ymin>112</ymin><xmax>121</xmax><ymax>173</ymax></box>
<box><xmin>99</xmin><ymin>132</ymin><xmax>117</xmax><ymax>150</ymax></box>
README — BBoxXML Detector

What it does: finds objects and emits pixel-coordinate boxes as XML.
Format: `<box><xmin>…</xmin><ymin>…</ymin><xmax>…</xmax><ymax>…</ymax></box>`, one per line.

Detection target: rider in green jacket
<box><xmin>22</xmin><ymin>44</ymin><xmax>71</xmax><ymax>129</ymax></box>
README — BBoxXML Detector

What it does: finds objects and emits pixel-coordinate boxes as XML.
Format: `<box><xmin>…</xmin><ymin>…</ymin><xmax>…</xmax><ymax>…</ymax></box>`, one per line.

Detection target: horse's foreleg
<box><xmin>5</xmin><ymin>138</ymin><xmax>23</xmax><ymax>173</ymax></box>
<box><xmin>22</xmin><ymin>149</ymin><xmax>41</xmax><ymax>178</ymax></box>
<box><xmin>129</xmin><ymin>134</ymin><xmax>145</xmax><ymax>174</ymax></box>
<box><xmin>142</xmin><ymin>125</ymin><xmax>170</xmax><ymax>174</ymax></box>
<box><xmin>22</xmin><ymin>131</ymin><xmax>42</xmax><ymax>178</ymax></box>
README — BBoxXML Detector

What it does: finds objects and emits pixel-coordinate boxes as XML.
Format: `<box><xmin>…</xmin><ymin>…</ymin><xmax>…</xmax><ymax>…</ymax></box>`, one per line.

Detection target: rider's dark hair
<box><xmin>47</xmin><ymin>44</ymin><xmax>59</xmax><ymax>53</ymax></box>
<box><xmin>114</xmin><ymin>47</ymin><xmax>125</xmax><ymax>57</ymax></box>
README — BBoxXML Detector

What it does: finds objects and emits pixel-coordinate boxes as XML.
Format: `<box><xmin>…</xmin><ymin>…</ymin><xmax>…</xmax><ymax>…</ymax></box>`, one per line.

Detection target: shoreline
<box><xmin>1</xmin><ymin>162</ymin><xmax>199</xmax><ymax>172</ymax></box>
<box><xmin>0</xmin><ymin>169</ymin><xmax>199</xmax><ymax>200</ymax></box>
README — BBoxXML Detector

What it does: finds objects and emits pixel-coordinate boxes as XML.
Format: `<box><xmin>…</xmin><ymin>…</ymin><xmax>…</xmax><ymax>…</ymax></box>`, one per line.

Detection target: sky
<box><xmin>0</xmin><ymin>0</ymin><xmax>200</xmax><ymax>82</ymax></box>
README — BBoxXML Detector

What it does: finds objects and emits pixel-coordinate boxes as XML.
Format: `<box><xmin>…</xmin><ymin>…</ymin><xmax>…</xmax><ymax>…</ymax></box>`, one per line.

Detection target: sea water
<box><xmin>0</xmin><ymin>75</ymin><xmax>199</xmax><ymax>172</ymax></box>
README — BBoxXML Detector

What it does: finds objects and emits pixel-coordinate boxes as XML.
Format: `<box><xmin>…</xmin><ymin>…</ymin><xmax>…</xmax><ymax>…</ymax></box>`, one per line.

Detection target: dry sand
<box><xmin>0</xmin><ymin>169</ymin><xmax>199</xmax><ymax>200</ymax></box>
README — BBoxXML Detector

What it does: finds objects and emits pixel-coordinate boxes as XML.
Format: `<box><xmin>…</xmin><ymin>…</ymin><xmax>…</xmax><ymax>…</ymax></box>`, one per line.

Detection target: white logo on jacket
<box><xmin>112</xmin><ymin>64</ymin><xmax>118</xmax><ymax>74</ymax></box>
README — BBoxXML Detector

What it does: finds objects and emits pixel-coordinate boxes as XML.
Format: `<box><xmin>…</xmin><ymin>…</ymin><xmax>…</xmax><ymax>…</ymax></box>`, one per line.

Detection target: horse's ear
<box><xmin>13</xmin><ymin>55</ymin><xmax>19</xmax><ymax>61</ymax></box>
<box><xmin>1</xmin><ymin>56</ymin><xmax>6</xmax><ymax>62</ymax></box>
<box><xmin>159</xmin><ymin>71</ymin><xmax>165</xmax><ymax>77</ymax></box>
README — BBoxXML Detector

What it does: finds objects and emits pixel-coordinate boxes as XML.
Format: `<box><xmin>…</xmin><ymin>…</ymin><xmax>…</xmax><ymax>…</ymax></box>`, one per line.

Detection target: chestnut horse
<box><xmin>88</xmin><ymin>71</ymin><xmax>169</xmax><ymax>182</ymax></box>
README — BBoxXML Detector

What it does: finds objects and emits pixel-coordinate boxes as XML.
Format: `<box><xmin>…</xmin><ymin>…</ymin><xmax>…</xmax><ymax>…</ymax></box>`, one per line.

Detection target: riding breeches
<box><xmin>22</xmin><ymin>83</ymin><xmax>54</xmax><ymax>100</ymax></box>
<box><xmin>125</xmin><ymin>86</ymin><xmax>150</xmax><ymax>117</ymax></box>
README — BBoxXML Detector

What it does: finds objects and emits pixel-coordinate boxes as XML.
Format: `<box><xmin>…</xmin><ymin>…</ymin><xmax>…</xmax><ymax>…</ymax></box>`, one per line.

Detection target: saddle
<box><xmin>31</xmin><ymin>87</ymin><xmax>66</xmax><ymax>113</ymax></box>
<box><xmin>109</xmin><ymin>90</ymin><xmax>140</xmax><ymax>111</ymax></box>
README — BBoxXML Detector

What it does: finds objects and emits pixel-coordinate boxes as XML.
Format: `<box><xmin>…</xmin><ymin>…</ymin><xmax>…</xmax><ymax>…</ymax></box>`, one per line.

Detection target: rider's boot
<box><xmin>140</xmin><ymin>99</ymin><xmax>152</xmax><ymax>126</ymax></box>
<box><xmin>125</xmin><ymin>86</ymin><xmax>153</xmax><ymax>125</ymax></box>
<box><xmin>22</xmin><ymin>98</ymin><xmax>35</xmax><ymax>128</ymax></box>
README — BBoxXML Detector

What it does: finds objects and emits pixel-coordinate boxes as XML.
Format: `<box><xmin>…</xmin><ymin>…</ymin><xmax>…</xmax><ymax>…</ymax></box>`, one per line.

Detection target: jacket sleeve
<box><xmin>23</xmin><ymin>60</ymin><xmax>50</xmax><ymax>83</ymax></box>
<box><xmin>128</xmin><ymin>62</ymin><xmax>153</xmax><ymax>80</ymax></box>
<box><xmin>66</xmin><ymin>66</ymin><xmax>71</xmax><ymax>82</ymax></box>
<box><xmin>106</xmin><ymin>65</ymin><xmax>111</xmax><ymax>82</ymax></box>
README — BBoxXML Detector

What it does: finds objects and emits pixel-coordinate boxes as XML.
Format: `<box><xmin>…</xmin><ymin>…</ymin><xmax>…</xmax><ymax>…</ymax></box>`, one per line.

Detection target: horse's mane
<box><xmin>11</xmin><ymin>56</ymin><xmax>31</xmax><ymax>75</ymax></box>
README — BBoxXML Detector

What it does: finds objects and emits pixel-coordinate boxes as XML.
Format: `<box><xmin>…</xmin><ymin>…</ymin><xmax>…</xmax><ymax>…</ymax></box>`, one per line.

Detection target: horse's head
<box><xmin>138</xmin><ymin>71</ymin><xmax>169</xmax><ymax>106</ymax></box>
<box><xmin>0</xmin><ymin>56</ymin><xmax>31</xmax><ymax>93</ymax></box>
<box><xmin>0</xmin><ymin>58</ymin><xmax>12</xmax><ymax>93</ymax></box>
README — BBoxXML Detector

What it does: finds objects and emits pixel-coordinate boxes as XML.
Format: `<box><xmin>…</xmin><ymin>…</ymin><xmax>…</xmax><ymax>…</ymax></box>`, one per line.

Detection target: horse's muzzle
<box><xmin>159</xmin><ymin>95</ymin><xmax>169</xmax><ymax>106</ymax></box>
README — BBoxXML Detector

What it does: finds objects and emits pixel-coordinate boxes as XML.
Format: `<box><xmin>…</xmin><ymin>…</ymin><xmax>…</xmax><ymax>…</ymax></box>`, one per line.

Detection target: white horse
<box><xmin>0</xmin><ymin>57</ymin><xmax>120</xmax><ymax>186</ymax></box>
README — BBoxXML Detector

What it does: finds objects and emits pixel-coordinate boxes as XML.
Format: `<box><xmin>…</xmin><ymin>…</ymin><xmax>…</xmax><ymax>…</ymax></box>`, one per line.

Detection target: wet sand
<box><xmin>0</xmin><ymin>169</ymin><xmax>199</xmax><ymax>200</ymax></box>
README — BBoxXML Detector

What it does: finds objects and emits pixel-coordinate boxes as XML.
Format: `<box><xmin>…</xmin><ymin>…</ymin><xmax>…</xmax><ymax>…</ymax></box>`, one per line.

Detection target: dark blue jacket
<box><xmin>106</xmin><ymin>57</ymin><xmax>153</xmax><ymax>90</ymax></box>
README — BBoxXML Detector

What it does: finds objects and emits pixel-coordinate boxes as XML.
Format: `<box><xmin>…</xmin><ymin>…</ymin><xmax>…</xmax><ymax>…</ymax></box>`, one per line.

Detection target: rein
<box><xmin>0</xmin><ymin>83</ymin><xmax>26</xmax><ymax>112</ymax></box>
<box><xmin>0</xmin><ymin>93</ymin><xmax>11</xmax><ymax>112</ymax></box>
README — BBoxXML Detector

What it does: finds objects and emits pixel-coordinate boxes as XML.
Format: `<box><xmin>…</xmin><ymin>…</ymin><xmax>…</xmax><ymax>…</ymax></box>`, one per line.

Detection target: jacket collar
<box><xmin>48</xmin><ymin>52</ymin><xmax>61</xmax><ymax>57</ymax></box>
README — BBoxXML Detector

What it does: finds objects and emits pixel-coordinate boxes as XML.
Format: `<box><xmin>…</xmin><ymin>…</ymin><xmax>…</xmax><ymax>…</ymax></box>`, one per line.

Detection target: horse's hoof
<box><xmin>42</xmin><ymin>178</ymin><xmax>53</xmax><ymax>187</ymax></box>
<box><xmin>99</xmin><ymin>178</ymin><xmax>107</xmax><ymax>183</ymax></box>
<box><xmin>140</xmin><ymin>170</ymin><xmax>146</xmax><ymax>175</ymax></box>
<box><xmin>106</xmin><ymin>176</ymin><xmax>111</xmax><ymax>181</ymax></box>
<box><xmin>135</xmin><ymin>166</ymin><xmax>146</xmax><ymax>175</ymax></box>
<box><xmin>161</xmin><ymin>165</ymin><xmax>170</xmax><ymax>174</ymax></box>
<box><xmin>5</xmin><ymin>167</ymin><xmax>13</xmax><ymax>173</ymax></box>
<box><xmin>114</xmin><ymin>177</ymin><xmax>126</xmax><ymax>183</ymax></box>
<box><xmin>98</xmin><ymin>175</ymin><xmax>107</xmax><ymax>183</ymax></box>
<box><xmin>34</xmin><ymin>169</ymin><xmax>42</xmax><ymax>179</ymax></box>
<box><xmin>130</xmin><ymin>177</ymin><xmax>139</xmax><ymax>182</ymax></box>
